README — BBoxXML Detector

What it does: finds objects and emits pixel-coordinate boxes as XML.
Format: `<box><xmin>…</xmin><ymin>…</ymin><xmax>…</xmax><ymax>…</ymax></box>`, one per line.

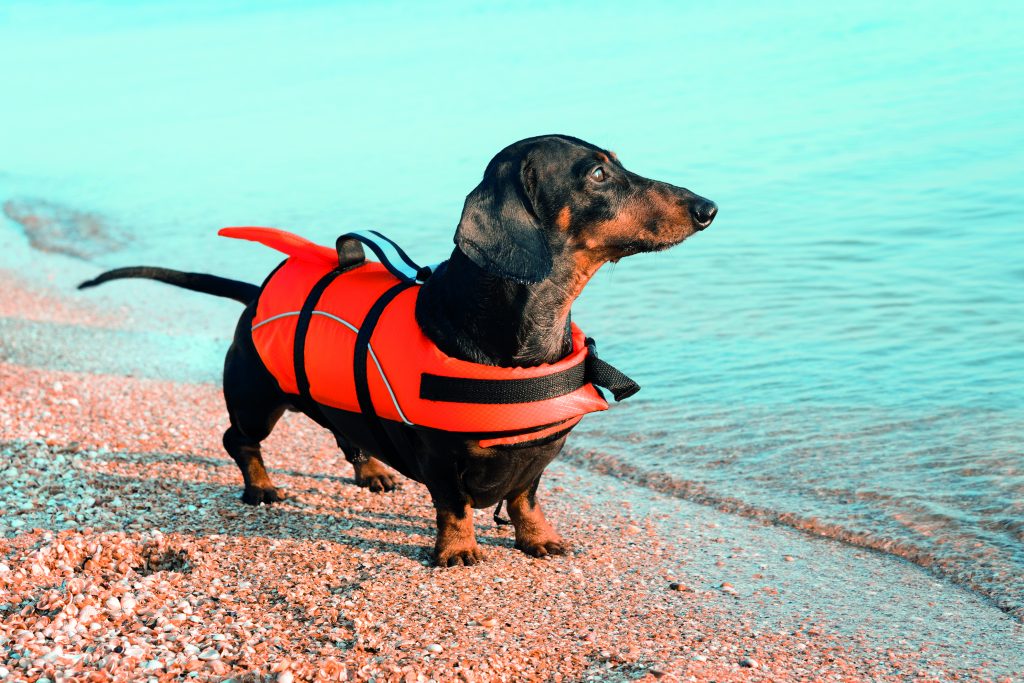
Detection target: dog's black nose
<box><xmin>690</xmin><ymin>199</ymin><xmax>718</xmax><ymax>230</ymax></box>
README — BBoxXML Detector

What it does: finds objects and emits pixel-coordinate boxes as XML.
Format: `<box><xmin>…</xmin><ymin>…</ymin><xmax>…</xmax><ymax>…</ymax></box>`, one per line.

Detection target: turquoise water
<box><xmin>3</xmin><ymin>2</ymin><xmax>1023</xmax><ymax>614</ymax></box>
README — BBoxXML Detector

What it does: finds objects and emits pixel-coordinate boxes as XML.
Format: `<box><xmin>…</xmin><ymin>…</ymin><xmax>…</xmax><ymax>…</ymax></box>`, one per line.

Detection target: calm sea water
<box><xmin>2</xmin><ymin>1</ymin><xmax>1023</xmax><ymax>614</ymax></box>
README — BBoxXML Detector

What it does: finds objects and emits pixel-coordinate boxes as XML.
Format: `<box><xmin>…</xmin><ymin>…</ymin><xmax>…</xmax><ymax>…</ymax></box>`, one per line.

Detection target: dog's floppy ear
<box><xmin>455</xmin><ymin>155</ymin><xmax>552</xmax><ymax>284</ymax></box>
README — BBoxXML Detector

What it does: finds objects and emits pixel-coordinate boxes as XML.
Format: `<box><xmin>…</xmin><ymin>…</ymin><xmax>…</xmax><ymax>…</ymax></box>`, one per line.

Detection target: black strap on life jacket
<box><xmin>351</xmin><ymin>281</ymin><xmax>417</xmax><ymax>464</ymax></box>
<box><xmin>338</xmin><ymin>231</ymin><xmax>434</xmax><ymax>463</ymax></box>
<box><xmin>292</xmin><ymin>237</ymin><xmax>369</xmax><ymax>403</ymax></box>
<box><xmin>419</xmin><ymin>337</ymin><xmax>639</xmax><ymax>405</ymax></box>
<box><xmin>293</xmin><ymin>268</ymin><xmax>346</xmax><ymax>401</ymax></box>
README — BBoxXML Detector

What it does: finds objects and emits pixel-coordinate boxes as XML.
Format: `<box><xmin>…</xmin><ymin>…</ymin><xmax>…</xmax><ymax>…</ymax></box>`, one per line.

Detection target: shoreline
<box><xmin>1</xmin><ymin>248</ymin><xmax>1023</xmax><ymax>680</ymax></box>
<box><xmin>560</xmin><ymin>447</ymin><xmax>1024</xmax><ymax>624</ymax></box>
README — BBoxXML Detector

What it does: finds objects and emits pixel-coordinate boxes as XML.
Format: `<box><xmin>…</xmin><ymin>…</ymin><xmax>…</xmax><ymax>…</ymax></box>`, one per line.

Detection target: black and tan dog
<box><xmin>79</xmin><ymin>134</ymin><xmax>716</xmax><ymax>565</ymax></box>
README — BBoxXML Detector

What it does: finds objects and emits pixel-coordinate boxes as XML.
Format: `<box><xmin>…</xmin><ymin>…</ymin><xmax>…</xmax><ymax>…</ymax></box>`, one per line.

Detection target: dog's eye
<box><xmin>590</xmin><ymin>166</ymin><xmax>607</xmax><ymax>182</ymax></box>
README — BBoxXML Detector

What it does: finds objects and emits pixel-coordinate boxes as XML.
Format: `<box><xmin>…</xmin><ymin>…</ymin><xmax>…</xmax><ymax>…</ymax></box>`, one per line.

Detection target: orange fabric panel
<box><xmin>478</xmin><ymin>416</ymin><xmax>584</xmax><ymax>448</ymax></box>
<box><xmin>371</xmin><ymin>307</ymin><xmax>608</xmax><ymax>431</ymax></box>
<box><xmin>303</xmin><ymin>264</ymin><xmax>403</xmax><ymax>414</ymax></box>
<box><xmin>225</xmin><ymin>227</ymin><xmax>610</xmax><ymax>435</ymax></box>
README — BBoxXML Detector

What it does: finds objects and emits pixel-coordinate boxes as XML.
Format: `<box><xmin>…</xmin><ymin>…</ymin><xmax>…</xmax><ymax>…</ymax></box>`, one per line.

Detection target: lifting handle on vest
<box><xmin>339</xmin><ymin>230</ymin><xmax>438</xmax><ymax>283</ymax></box>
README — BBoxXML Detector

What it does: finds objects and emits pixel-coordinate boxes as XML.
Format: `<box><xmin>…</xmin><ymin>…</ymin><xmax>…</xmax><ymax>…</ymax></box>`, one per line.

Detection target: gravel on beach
<box><xmin>0</xmin><ymin>361</ymin><xmax>1010</xmax><ymax>683</ymax></box>
<box><xmin>1</xmin><ymin>274</ymin><xmax>1019</xmax><ymax>682</ymax></box>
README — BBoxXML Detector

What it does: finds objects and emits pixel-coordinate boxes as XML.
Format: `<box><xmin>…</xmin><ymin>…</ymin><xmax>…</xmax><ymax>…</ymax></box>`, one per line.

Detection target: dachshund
<box><xmin>79</xmin><ymin>134</ymin><xmax>717</xmax><ymax>566</ymax></box>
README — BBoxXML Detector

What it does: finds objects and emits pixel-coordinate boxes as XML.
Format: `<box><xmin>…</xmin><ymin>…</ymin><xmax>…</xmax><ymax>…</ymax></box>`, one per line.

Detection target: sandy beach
<box><xmin>2</xmin><ymin>249</ymin><xmax>1023</xmax><ymax>683</ymax></box>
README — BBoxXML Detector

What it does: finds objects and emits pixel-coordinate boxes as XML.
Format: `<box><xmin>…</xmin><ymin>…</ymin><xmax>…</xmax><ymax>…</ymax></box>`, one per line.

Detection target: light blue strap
<box><xmin>341</xmin><ymin>230</ymin><xmax>437</xmax><ymax>283</ymax></box>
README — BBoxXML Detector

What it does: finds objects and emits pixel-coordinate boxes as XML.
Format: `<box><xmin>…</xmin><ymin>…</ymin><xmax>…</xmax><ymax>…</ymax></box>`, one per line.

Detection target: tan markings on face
<box><xmin>580</xmin><ymin>202</ymin><xmax>647</xmax><ymax>252</ymax></box>
<box><xmin>596</xmin><ymin>152</ymin><xmax>610</xmax><ymax>164</ymax></box>
<box><xmin>608</xmin><ymin>150</ymin><xmax>618</xmax><ymax>161</ymax></box>
<box><xmin>578</xmin><ymin>188</ymin><xmax>694</xmax><ymax>257</ymax></box>
<box><xmin>648</xmin><ymin>188</ymin><xmax>692</xmax><ymax>235</ymax></box>
<box><xmin>556</xmin><ymin>206</ymin><xmax>572</xmax><ymax>230</ymax></box>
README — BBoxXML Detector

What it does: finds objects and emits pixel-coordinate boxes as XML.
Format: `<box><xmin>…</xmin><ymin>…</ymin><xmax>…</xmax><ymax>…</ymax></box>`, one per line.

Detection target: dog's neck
<box><xmin>415</xmin><ymin>248</ymin><xmax>596</xmax><ymax>367</ymax></box>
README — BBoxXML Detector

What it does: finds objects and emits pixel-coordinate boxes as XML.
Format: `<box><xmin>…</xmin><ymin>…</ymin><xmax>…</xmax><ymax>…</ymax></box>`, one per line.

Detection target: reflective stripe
<box><xmin>251</xmin><ymin>310</ymin><xmax>414</xmax><ymax>425</ymax></box>
<box><xmin>251</xmin><ymin>311</ymin><xmax>299</xmax><ymax>331</ymax></box>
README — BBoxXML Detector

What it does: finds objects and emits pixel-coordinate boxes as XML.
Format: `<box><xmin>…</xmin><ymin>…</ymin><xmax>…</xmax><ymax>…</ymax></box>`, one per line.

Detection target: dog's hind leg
<box><xmin>222</xmin><ymin>318</ymin><xmax>289</xmax><ymax>505</ymax></box>
<box><xmin>352</xmin><ymin>455</ymin><xmax>401</xmax><ymax>493</ymax></box>
<box><xmin>353</xmin><ymin>458</ymin><xmax>400</xmax><ymax>492</ymax></box>
<box><xmin>332</xmin><ymin>434</ymin><xmax>400</xmax><ymax>493</ymax></box>
<box><xmin>224</xmin><ymin>418</ymin><xmax>286</xmax><ymax>505</ymax></box>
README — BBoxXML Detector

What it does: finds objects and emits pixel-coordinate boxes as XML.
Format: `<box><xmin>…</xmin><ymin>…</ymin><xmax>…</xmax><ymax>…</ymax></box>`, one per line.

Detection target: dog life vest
<box><xmin>219</xmin><ymin>226</ymin><xmax>639</xmax><ymax>449</ymax></box>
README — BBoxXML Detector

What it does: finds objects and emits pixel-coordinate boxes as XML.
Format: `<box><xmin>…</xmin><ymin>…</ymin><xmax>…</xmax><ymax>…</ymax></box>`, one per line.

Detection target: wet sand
<box><xmin>2</xmin><ymin>271</ymin><xmax>1023</xmax><ymax>682</ymax></box>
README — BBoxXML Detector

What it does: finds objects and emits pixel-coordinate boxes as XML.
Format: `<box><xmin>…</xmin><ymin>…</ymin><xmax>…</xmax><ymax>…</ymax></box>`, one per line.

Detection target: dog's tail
<box><xmin>78</xmin><ymin>267</ymin><xmax>259</xmax><ymax>304</ymax></box>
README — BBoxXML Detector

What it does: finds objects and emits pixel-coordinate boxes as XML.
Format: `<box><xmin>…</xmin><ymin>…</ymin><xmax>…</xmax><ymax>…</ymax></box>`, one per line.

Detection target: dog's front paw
<box><xmin>433</xmin><ymin>542</ymin><xmax>484</xmax><ymax>567</ymax></box>
<box><xmin>353</xmin><ymin>458</ymin><xmax>400</xmax><ymax>493</ymax></box>
<box><xmin>241</xmin><ymin>485</ymin><xmax>286</xmax><ymax>505</ymax></box>
<box><xmin>515</xmin><ymin>535</ymin><xmax>569</xmax><ymax>558</ymax></box>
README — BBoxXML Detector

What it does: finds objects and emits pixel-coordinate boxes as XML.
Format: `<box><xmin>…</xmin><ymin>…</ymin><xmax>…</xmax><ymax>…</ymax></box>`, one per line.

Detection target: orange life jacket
<box><xmin>219</xmin><ymin>227</ymin><xmax>638</xmax><ymax>448</ymax></box>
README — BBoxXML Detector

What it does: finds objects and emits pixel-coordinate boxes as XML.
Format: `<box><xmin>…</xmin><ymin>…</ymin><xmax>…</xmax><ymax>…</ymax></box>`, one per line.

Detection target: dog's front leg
<box><xmin>507</xmin><ymin>477</ymin><xmax>568</xmax><ymax>558</ymax></box>
<box><xmin>420</xmin><ymin>452</ymin><xmax>483</xmax><ymax>566</ymax></box>
<box><xmin>432</xmin><ymin>502</ymin><xmax>483</xmax><ymax>566</ymax></box>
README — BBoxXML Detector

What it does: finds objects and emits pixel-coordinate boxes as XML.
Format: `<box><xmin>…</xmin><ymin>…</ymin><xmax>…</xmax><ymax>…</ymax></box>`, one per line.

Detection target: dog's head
<box><xmin>455</xmin><ymin>134</ymin><xmax>717</xmax><ymax>284</ymax></box>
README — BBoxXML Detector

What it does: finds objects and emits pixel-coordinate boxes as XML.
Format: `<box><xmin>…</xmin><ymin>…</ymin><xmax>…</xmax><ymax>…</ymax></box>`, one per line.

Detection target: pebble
<box><xmin>198</xmin><ymin>648</ymin><xmax>221</xmax><ymax>660</ymax></box>
<box><xmin>425</xmin><ymin>644</ymin><xmax>443</xmax><ymax>653</ymax></box>
<box><xmin>720</xmin><ymin>582</ymin><xmax>737</xmax><ymax>595</ymax></box>
<box><xmin>278</xmin><ymin>671</ymin><xmax>294</xmax><ymax>683</ymax></box>
<box><xmin>784</xmin><ymin>555</ymin><xmax>795</xmax><ymax>562</ymax></box>
<box><xmin>104</xmin><ymin>596</ymin><xmax>121</xmax><ymax>612</ymax></box>
<box><xmin>740</xmin><ymin>656</ymin><xmax>759</xmax><ymax>668</ymax></box>
<box><xmin>669</xmin><ymin>582</ymin><xmax>689</xmax><ymax>591</ymax></box>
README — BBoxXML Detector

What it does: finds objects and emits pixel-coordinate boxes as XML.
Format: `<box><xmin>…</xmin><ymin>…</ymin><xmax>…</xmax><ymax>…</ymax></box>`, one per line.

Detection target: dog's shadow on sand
<box><xmin>8</xmin><ymin>442</ymin><xmax>624</xmax><ymax>681</ymax></box>
<box><xmin>69</xmin><ymin>448</ymin><xmax>517</xmax><ymax>565</ymax></box>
